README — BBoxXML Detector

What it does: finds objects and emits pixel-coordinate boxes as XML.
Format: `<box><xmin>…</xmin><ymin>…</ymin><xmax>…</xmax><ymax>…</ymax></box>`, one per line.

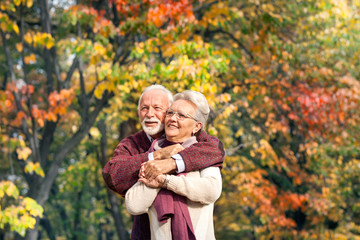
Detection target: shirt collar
<box><xmin>145</xmin><ymin>132</ymin><xmax>165</xmax><ymax>143</ymax></box>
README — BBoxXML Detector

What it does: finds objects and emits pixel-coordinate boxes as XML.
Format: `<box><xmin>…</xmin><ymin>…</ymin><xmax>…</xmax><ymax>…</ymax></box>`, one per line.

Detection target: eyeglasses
<box><xmin>165</xmin><ymin>109</ymin><xmax>198</xmax><ymax>122</ymax></box>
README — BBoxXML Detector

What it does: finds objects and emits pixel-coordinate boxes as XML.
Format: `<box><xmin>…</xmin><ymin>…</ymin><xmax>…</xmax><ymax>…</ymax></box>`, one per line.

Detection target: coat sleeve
<box><xmin>166</xmin><ymin>167</ymin><xmax>222</xmax><ymax>204</ymax></box>
<box><xmin>179</xmin><ymin>130</ymin><xmax>225</xmax><ymax>172</ymax></box>
<box><xmin>125</xmin><ymin>182</ymin><xmax>160</xmax><ymax>215</ymax></box>
<box><xmin>102</xmin><ymin>134</ymin><xmax>150</xmax><ymax>197</ymax></box>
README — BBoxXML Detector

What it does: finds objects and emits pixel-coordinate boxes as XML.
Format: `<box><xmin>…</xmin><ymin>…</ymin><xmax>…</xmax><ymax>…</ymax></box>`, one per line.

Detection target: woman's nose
<box><xmin>169</xmin><ymin>112</ymin><xmax>178</xmax><ymax>120</ymax></box>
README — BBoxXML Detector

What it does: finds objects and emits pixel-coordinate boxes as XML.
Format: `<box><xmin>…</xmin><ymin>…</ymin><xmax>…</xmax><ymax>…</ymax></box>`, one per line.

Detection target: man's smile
<box><xmin>145</xmin><ymin>121</ymin><xmax>159</xmax><ymax>127</ymax></box>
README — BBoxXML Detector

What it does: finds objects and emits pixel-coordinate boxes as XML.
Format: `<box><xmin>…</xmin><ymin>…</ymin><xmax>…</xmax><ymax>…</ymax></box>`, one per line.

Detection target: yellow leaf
<box><xmin>16</xmin><ymin>43</ymin><xmax>23</xmax><ymax>52</ymax></box>
<box><xmin>5</xmin><ymin>181</ymin><xmax>19</xmax><ymax>198</ymax></box>
<box><xmin>94</xmin><ymin>43</ymin><xmax>106</xmax><ymax>55</ymax></box>
<box><xmin>24</xmin><ymin>161</ymin><xmax>34</xmax><ymax>174</ymax></box>
<box><xmin>26</xmin><ymin>0</ymin><xmax>33</xmax><ymax>8</ymax></box>
<box><xmin>210</xmin><ymin>85</ymin><xmax>217</xmax><ymax>94</ymax></box>
<box><xmin>89</xmin><ymin>127</ymin><xmax>101</xmax><ymax>139</ymax></box>
<box><xmin>24</xmin><ymin>32</ymin><xmax>32</xmax><ymax>44</ymax></box>
<box><xmin>16</xmin><ymin>147</ymin><xmax>32</xmax><ymax>160</ymax></box>
<box><xmin>19</xmin><ymin>139</ymin><xmax>26</xmax><ymax>147</ymax></box>
<box><xmin>12</xmin><ymin>23</ymin><xmax>19</xmax><ymax>34</ymax></box>
<box><xmin>45</xmin><ymin>40</ymin><xmax>54</xmax><ymax>49</ymax></box>
<box><xmin>33</xmin><ymin>162</ymin><xmax>45</xmax><ymax>177</ymax></box>
<box><xmin>43</xmin><ymin>33</ymin><xmax>55</xmax><ymax>49</ymax></box>
<box><xmin>235</xmin><ymin>128</ymin><xmax>244</xmax><ymax>138</ymax></box>
<box><xmin>14</xmin><ymin>0</ymin><xmax>21</xmax><ymax>6</ymax></box>
<box><xmin>94</xmin><ymin>83</ymin><xmax>105</xmax><ymax>99</ymax></box>
<box><xmin>0</xmin><ymin>22</ymin><xmax>7</xmax><ymax>32</ymax></box>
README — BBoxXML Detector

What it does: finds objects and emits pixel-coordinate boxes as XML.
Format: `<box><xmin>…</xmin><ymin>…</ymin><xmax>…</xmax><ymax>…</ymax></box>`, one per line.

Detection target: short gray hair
<box><xmin>173</xmin><ymin>90</ymin><xmax>210</xmax><ymax>129</ymax></box>
<box><xmin>138</xmin><ymin>84</ymin><xmax>173</xmax><ymax>110</ymax></box>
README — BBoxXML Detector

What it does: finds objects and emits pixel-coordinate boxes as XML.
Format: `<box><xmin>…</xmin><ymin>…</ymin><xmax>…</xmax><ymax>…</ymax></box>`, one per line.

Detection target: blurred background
<box><xmin>0</xmin><ymin>0</ymin><xmax>359</xmax><ymax>239</ymax></box>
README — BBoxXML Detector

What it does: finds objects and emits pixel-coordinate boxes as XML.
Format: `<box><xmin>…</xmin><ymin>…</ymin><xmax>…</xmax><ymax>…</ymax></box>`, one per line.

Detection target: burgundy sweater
<box><xmin>102</xmin><ymin>130</ymin><xmax>225</xmax><ymax>197</ymax></box>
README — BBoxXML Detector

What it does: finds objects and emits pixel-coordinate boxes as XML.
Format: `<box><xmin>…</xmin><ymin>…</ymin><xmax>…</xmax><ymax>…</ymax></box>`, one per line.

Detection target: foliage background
<box><xmin>0</xmin><ymin>0</ymin><xmax>360</xmax><ymax>239</ymax></box>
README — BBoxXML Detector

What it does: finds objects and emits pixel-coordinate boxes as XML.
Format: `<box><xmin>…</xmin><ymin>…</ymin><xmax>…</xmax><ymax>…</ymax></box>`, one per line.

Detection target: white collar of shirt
<box><xmin>145</xmin><ymin>132</ymin><xmax>185</xmax><ymax>173</ymax></box>
<box><xmin>145</xmin><ymin>133</ymin><xmax>165</xmax><ymax>143</ymax></box>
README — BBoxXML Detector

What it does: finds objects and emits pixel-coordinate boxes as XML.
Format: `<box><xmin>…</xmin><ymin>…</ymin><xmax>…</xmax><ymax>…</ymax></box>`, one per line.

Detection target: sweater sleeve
<box><xmin>125</xmin><ymin>182</ymin><xmax>160</xmax><ymax>215</ymax></box>
<box><xmin>102</xmin><ymin>133</ymin><xmax>150</xmax><ymax>197</ymax></box>
<box><xmin>179</xmin><ymin>130</ymin><xmax>225</xmax><ymax>172</ymax></box>
<box><xmin>166</xmin><ymin>167</ymin><xmax>222</xmax><ymax>205</ymax></box>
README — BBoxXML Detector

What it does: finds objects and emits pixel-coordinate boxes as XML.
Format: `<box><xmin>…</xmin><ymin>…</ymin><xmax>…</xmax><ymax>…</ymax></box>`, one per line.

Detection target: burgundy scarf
<box><xmin>131</xmin><ymin>138</ymin><xmax>197</xmax><ymax>240</ymax></box>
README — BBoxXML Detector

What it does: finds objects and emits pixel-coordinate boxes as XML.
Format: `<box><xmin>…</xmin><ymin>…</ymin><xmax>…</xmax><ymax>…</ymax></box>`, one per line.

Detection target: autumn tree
<box><xmin>0</xmin><ymin>0</ymin><xmax>228</xmax><ymax>238</ymax></box>
<box><xmin>1</xmin><ymin>0</ymin><xmax>360</xmax><ymax>239</ymax></box>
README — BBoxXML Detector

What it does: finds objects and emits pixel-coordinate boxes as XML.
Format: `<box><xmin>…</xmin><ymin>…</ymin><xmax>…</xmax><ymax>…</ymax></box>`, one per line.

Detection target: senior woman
<box><xmin>125</xmin><ymin>90</ymin><xmax>222</xmax><ymax>240</ymax></box>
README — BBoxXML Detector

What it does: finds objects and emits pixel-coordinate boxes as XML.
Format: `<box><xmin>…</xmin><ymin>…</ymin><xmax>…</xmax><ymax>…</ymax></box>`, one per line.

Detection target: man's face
<box><xmin>138</xmin><ymin>89</ymin><xmax>170</xmax><ymax>138</ymax></box>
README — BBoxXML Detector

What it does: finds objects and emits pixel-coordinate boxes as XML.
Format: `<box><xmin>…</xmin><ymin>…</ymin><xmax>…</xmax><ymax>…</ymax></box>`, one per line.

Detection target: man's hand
<box><xmin>153</xmin><ymin>144</ymin><xmax>184</xmax><ymax>160</ymax></box>
<box><xmin>138</xmin><ymin>174</ymin><xmax>166</xmax><ymax>188</ymax></box>
<box><xmin>139</xmin><ymin>159</ymin><xmax>177</xmax><ymax>181</ymax></box>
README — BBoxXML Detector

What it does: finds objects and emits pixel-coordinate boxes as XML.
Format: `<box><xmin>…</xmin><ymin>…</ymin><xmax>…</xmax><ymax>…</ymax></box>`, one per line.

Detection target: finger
<box><xmin>144</xmin><ymin>167</ymin><xmax>155</xmax><ymax>180</ymax></box>
<box><xmin>138</xmin><ymin>177</ymin><xmax>147</xmax><ymax>184</ymax></box>
<box><xmin>139</xmin><ymin>170</ymin><xmax>145</xmax><ymax>178</ymax></box>
<box><xmin>147</xmin><ymin>172</ymin><xmax>156</xmax><ymax>181</ymax></box>
<box><xmin>148</xmin><ymin>169</ymin><xmax>161</xmax><ymax>181</ymax></box>
<box><xmin>139</xmin><ymin>165</ymin><xmax>146</xmax><ymax>177</ymax></box>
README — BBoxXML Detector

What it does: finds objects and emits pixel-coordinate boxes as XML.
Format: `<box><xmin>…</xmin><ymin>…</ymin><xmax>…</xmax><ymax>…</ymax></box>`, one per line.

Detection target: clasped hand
<box><xmin>138</xmin><ymin>158</ymin><xmax>175</xmax><ymax>188</ymax></box>
<box><xmin>138</xmin><ymin>143</ymin><xmax>184</xmax><ymax>188</ymax></box>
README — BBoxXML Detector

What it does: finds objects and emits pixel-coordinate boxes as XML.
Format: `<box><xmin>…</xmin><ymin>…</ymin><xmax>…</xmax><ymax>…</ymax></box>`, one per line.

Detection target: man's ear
<box><xmin>193</xmin><ymin>122</ymin><xmax>202</xmax><ymax>135</ymax></box>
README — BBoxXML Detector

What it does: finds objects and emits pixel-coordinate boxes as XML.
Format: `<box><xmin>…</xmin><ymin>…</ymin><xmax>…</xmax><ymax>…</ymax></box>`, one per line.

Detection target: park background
<box><xmin>0</xmin><ymin>0</ymin><xmax>359</xmax><ymax>239</ymax></box>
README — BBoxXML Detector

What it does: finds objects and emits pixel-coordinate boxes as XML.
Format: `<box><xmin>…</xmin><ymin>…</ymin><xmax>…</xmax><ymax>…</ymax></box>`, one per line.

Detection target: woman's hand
<box><xmin>139</xmin><ymin>159</ymin><xmax>177</xmax><ymax>180</ymax></box>
<box><xmin>138</xmin><ymin>174</ymin><xmax>166</xmax><ymax>188</ymax></box>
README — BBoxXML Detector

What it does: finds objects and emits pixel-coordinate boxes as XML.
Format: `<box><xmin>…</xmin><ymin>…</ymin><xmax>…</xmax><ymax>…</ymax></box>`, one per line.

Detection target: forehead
<box><xmin>140</xmin><ymin>90</ymin><xmax>169</xmax><ymax>106</ymax></box>
<box><xmin>170</xmin><ymin>99</ymin><xmax>196</xmax><ymax>114</ymax></box>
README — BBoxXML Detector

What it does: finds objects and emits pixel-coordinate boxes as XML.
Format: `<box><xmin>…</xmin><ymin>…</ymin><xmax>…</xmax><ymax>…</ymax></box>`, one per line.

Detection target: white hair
<box><xmin>138</xmin><ymin>84</ymin><xmax>173</xmax><ymax>110</ymax></box>
<box><xmin>173</xmin><ymin>90</ymin><xmax>210</xmax><ymax>129</ymax></box>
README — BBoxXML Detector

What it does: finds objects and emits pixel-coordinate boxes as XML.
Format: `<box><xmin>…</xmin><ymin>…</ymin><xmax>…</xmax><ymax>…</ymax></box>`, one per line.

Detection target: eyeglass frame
<box><xmin>165</xmin><ymin>109</ymin><xmax>198</xmax><ymax>122</ymax></box>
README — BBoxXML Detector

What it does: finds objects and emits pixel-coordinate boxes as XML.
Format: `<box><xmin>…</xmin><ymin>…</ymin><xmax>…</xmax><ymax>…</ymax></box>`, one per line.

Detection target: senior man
<box><xmin>102</xmin><ymin>85</ymin><xmax>225</xmax><ymax>197</ymax></box>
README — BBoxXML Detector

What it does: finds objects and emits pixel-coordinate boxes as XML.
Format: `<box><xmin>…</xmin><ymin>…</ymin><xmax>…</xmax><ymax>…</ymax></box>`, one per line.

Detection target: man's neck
<box><xmin>150</xmin><ymin>131</ymin><xmax>165</xmax><ymax>140</ymax></box>
<box><xmin>145</xmin><ymin>131</ymin><xmax>165</xmax><ymax>142</ymax></box>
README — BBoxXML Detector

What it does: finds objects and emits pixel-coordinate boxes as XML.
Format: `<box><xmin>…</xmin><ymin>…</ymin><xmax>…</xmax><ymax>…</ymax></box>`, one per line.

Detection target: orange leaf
<box><xmin>24</xmin><ymin>54</ymin><xmax>36</xmax><ymax>64</ymax></box>
<box><xmin>46</xmin><ymin>112</ymin><xmax>57</xmax><ymax>122</ymax></box>
<box><xmin>5</xmin><ymin>99</ymin><xmax>12</xmax><ymax>108</ymax></box>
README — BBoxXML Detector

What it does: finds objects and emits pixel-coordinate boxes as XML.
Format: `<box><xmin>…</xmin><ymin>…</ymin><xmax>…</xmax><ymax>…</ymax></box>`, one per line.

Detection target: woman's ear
<box><xmin>193</xmin><ymin>122</ymin><xmax>202</xmax><ymax>135</ymax></box>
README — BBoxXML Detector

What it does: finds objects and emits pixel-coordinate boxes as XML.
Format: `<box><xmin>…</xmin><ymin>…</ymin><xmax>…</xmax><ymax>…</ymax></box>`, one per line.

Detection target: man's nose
<box><xmin>146</xmin><ymin>107</ymin><xmax>155</xmax><ymax>117</ymax></box>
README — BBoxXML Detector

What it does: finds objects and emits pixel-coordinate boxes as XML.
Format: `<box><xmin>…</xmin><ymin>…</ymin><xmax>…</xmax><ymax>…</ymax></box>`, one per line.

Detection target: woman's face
<box><xmin>165</xmin><ymin>99</ymin><xmax>201</xmax><ymax>143</ymax></box>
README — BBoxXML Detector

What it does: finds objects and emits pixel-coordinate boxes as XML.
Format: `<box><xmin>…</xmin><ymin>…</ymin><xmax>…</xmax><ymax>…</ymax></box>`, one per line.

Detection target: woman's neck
<box><xmin>166</xmin><ymin>136</ymin><xmax>191</xmax><ymax>143</ymax></box>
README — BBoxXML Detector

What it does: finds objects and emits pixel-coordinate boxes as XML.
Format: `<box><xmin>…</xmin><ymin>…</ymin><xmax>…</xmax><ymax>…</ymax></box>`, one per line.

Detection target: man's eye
<box><xmin>167</xmin><ymin>110</ymin><xmax>174</xmax><ymax>115</ymax></box>
<box><xmin>141</xmin><ymin>107</ymin><xmax>148</xmax><ymax>111</ymax></box>
<box><xmin>155</xmin><ymin>107</ymin><xmax>162</xmax><ymax>110</ymax></box>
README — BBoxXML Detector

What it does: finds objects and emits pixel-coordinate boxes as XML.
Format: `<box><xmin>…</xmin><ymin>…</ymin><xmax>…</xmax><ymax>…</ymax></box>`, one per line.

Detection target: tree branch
<box><xmin>215</xmin><ymin>29</ymin><xmax>254</xmax><ymax>61</ymax></box>
<box><xmin>37</xmin><ymin>91</ymin><xmax>113</xmax><ymax>204</ymax></box>
<box><xmin>0</xmin><ymin>29</ymin><xmax>16</xmax><ymax>83</ymax></box>
<box><xmin>63</xmin><ymin>56</ymin><xmax>79</xmax><ymax>89</ymax></box>
<box><xmin>38</xmin><ymin>0</ymin><xmax>54</xmax><ymax>94</ymax></box>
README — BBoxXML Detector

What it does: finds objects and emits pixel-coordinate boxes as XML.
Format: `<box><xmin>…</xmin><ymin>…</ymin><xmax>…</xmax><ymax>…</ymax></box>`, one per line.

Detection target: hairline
<box><xmin>173</xmin><ymin>91</ymin><xmax>210</xmax><ymax>129</ymax></box>
<box><xmin>138</xmin><ymin>85</ymin><xmax>173</xmax><ymax>110</ymax></box>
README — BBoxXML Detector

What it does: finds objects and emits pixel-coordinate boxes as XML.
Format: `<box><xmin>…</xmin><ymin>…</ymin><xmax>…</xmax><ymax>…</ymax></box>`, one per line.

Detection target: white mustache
<box><xmin>142</xmin><ymin>117</ymin><xmax>161</xmax><ymax>124</ymax></box>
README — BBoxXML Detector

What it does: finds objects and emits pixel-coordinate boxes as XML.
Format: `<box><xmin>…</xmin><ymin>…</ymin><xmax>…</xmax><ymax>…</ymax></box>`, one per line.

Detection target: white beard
<box><xmin>141</xmin><ymin>117</ymin><xmax>164</xmax><ymax>136</ymax></box>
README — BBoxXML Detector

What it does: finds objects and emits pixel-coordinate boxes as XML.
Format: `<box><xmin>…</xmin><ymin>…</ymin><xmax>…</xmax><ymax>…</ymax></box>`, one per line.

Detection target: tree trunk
<box><xmin>23</xmin><ymin>221</ymin><xmax>39</xmax><ymax>240</ymax></box>
<box><xmin>40</xmin><ymin>215</ymin><xmax>56</xmax><ymax>240</ymax></box>
<box><xmin>98</xmin><ymin>120</ymin><xmax>135</xmax><ymax>240</ymax></box>
<box><xmin>106</xmin><ymin>192</ymin><xmax>130</xmax><ymax>240</ymax></box>
<box><xmin>72</xmin><ymin>187</ymin><xmax>84</xmax><ymax>240</ymax></box>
